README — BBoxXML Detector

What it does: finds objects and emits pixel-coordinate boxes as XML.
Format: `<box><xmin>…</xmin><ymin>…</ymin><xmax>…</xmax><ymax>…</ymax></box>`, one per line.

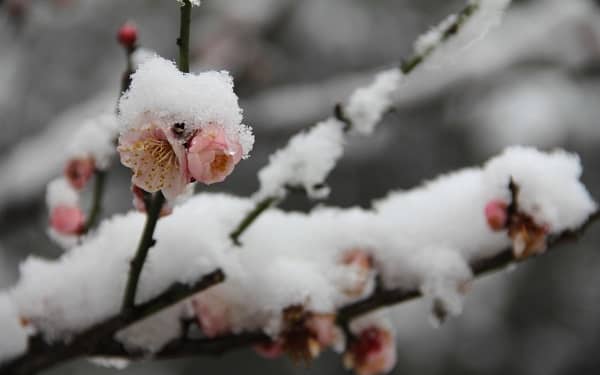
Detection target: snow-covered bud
<box><xmin>484</xmin><ymin>199</ymin><xmax>508</xmax><ymax>231</ymax></box>
<box><xmin>64</xmin><ymin>157</ymin><xmax>95</xmax><ymax>191</ymax></box>
<box><xmin>49</xmin><ymin>205</ymin><xmax>85</xmax><ymax>235</ymax></box>
<box><xmin>117</xmin><ymin>22</ymin><xmax>138</xmax><ymax>49</ymax></box>
<box><xmin>191</xmin><ymin>290</ymin><xmax>231</xmax><ymax>338</ymax></box>
<box><xmin>187</xmin><ymin>124</ymin><xmax>243</xmax><ymax>185</ymax></box>
<box><xmin>340</xmin><ymin>249</ymin><xmax>374</xmax><ymax>297</ymax></box>
<box><xmin>343</xmin><ymin>326</ymin><xmax>397</xmax><ymax>375</ymax></box>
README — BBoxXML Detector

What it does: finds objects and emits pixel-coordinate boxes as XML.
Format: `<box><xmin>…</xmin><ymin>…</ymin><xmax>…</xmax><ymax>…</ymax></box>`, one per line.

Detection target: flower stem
<box><xmin>178</xmin><ymin>0</ymin><xmax>192</xmax><ymax>73</ymax></box>
<box><xmin>229</xmin><ymin>197</ymin><xmax>278</xmax><ymax>246</ymax></box>
<box><xmin>122</xmin><ymin>192</ymin><xmax>166</xmax><ymax>311</ymax></box>
<box><xmin>83</xmin><ymin>170</ymin><xmax>106</xmax><ymax>232</ymax></box>
<box><xmin>121</xmin><ymin>1</ymin><xmax>193</xmax><ymax>312</ymax></box>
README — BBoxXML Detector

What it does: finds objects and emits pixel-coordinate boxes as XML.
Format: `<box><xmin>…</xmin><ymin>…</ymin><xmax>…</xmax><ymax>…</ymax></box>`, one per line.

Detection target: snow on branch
<box><xmin>230</xmin><ymin>0</ymin><xmax>512</xmax><ymax>246</ymax></box>
<box><xmin>0</xmin><ymin>146</ymin><xmax>596</xmax><ymax>374</ymax></box>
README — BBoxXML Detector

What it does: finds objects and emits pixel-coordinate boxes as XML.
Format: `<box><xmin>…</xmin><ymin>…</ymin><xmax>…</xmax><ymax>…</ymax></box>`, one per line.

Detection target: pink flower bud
<box><xmin>484</xmin><ymin>200</ymin><xmax>508</xmax><ymax>231</ymax></box>
<box><xmin>64</xmin><ymin>157</ymin><xmax>95</xmax><ymax>191</ymax></box>
<box><xmin>344</xmin><ymin>326</ymin><xmax>397</xmax><ymax>375</ymax></box>
<box><xmin>186</xmin><ymin>124</ymin><xmax>243</xmax><ymax>185</ymax></box>
<box><xmin>117</xmin><ymin>22</ymin><xmax>137</xmax><ymax>49</ymax></box>
<box><xmin>49</xmin><ymin>205</ymin><xmax>85</xmax><ymax>235</ymax></box>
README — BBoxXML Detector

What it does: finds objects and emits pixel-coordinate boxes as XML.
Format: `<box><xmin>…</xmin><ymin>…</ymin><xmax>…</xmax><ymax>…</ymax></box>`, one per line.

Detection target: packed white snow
<box><xmin>0</xmin><ymin>146</ymin><xmax>594</xmax><ymax>359</ymax></box>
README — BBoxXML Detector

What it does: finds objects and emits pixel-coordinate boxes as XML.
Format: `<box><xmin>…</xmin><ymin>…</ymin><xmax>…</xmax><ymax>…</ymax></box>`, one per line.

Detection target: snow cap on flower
<box><xmin>46</xmin><ymin>178</ymin><xmax>79</xmax><ymax>209</ymax></box>
<box><xmin>118</xmin><ymin>56</ymin><xmax>253</xmax><ymax>157</ymax></box>
<box><xmin>117</xmin><ymin>56</ymin><xmax>253</xmax><ymax>199</ymax></box>
<box><xmin>67</xmin><ymin>114</ymin><xmax>119</xmax><ymax>171</ymax></box>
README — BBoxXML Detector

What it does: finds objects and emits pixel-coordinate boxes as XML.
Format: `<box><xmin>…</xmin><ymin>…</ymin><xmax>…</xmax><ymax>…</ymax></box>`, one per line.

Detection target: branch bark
<box><xmin>0</xmin><ymin>269</ymin><xmax>225</xmax><ymax>375</ymax></box>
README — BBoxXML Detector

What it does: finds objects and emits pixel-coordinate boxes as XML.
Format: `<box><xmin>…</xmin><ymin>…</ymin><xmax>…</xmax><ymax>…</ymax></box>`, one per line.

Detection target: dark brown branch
<box><xmin>90</xmin><ymin>211</ymin><xmax>600</xmax><ymax>363</ymax></box>
<box><xmin>0</xmin><ymin>269</ymin><xmax>224</xmax><ymax>375</ymax></box>
<box><xmin>336</xmin><ymin>211</ymin><xmax>600</xmax><ymax>325</ymax></box>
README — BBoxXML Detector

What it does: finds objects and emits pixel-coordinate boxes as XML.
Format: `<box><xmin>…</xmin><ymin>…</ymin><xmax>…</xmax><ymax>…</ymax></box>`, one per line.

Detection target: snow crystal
<box><xmin>118</xmin><ymin>56</ymin><xmax>254</xmax><ymax>157</ymax></box>
<box><xmin>344</xmin><ymin>69</ymin><xmax>402</xmax><ymax>135</ymax></box>
<box><xmin>256</xmin><ymin>118</ymin><xmax>345</xmax><ymax>200</ymax></box>
<box><xmin>45</xmin><ymin>178</ymin><xmax>79</xmax><ymax>209</ymax></box>
<box><xmin>67</xmin><ymin>114</ymin><xmax>118</xmax><ymax>170</ymax></box>
<box><xmin>0</xmin><ymin>294</ymin><xmax>28</xmax><ymax>364</ymax></box>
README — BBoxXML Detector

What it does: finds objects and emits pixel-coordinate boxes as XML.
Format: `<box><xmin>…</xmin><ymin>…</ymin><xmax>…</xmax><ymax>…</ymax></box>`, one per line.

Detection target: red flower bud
<box><xmin>117</xmin><ymin>23</ymin><xmax>137</xmax><ymax>49</ymax></box>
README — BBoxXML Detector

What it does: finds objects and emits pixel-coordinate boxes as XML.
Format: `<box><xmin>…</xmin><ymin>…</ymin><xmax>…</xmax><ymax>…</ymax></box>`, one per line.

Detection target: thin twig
<box><xmin>121</xmin><ymin>192</ymin><xmax>166</xmax><ymax>311</ymax></box>
<box><xmin>82</xmin><ymin>36</ymin><xmax>136</xmax><ymax>234</ymax></box>
<box><xmin>228</xmin><ymin>1</ymin><xmax>482</xmax><ymax>246</ymax></box>
<box><xmin>83</xmin><ymin>170</ymin><xmax>106</xmax><ymax>232</ymax></box>
<box><xmin>229</xmin><ymin>196</ymin><xmax>278</xmax><ymax>245</ymax></box>
<box><xmin>177</xmin><ymin>0</ymin><xmax>192</xmax><ymax>74</ymax></box>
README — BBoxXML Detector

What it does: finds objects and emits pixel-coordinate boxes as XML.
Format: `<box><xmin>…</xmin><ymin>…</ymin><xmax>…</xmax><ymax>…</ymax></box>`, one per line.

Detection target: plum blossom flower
<box><xmin>118</xmin><ymin>124</ymin><xmax>189</xmax><ymax>201</ymax></box>
<box><xmin>63</xmin><ymin>157</ymin><xmax>95</xmax><ymax>191</ymax></box>
<box><xmin>49</xmin><ymin>205</ymin><xmax>85</xmax><ymax>235</ymax></box>
<box><xmin>343</xmin><ymin>326</ymin><xmax>397</xmax><ymax>375</ymax></box>
<box><xmin>187</xmin><ymin>124</ymin><xmax>243</xmax><ymax>185</ymax></box>
<box><xmin>508</xmin><ymin>212</ymin><xmax>548</xmax><ymax>260</ymax></box>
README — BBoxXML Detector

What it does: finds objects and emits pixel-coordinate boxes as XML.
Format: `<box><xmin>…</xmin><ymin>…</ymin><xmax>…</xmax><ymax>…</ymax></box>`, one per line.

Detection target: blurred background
<box><xmin>1</xmin><ymin>0</ymin><xmax>600</xmax><ymax>374</ymax></box>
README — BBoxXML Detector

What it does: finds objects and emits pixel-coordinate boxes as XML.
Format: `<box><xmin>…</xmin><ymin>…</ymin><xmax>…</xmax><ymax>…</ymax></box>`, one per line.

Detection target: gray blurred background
<box><xmin>1</xmin><ymin>0</ymin><xmax>600</xmax><ymax>374</ymax></box>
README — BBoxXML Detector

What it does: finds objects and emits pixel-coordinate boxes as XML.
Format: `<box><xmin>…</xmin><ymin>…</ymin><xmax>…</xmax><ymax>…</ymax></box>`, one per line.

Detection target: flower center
<box><xmin>128</xmin><ymin>137</ymin><xmax>179</xmax><ymax>191</ymax></box>
<box><xmin>211</xmin><ymin>153</ymin><xmax>230</xmax><ymax>174</ymax></box>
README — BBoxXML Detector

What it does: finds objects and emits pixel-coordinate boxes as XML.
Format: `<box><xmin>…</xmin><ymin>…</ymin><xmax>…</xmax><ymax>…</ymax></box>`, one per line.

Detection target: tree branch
<box><xmin>0</xmin><ymin>269</ymin><xmax>225</xmax><ymax>375</ymax></box>
<box><xmin>88</xmin><ymin>211</ymin><xmax>600</xmax><ymax>364</ymax></box>
<box><xmin>336</xmin><ymin>210</ymin><xmax>600</xmax><ymax>325</ymax></box>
